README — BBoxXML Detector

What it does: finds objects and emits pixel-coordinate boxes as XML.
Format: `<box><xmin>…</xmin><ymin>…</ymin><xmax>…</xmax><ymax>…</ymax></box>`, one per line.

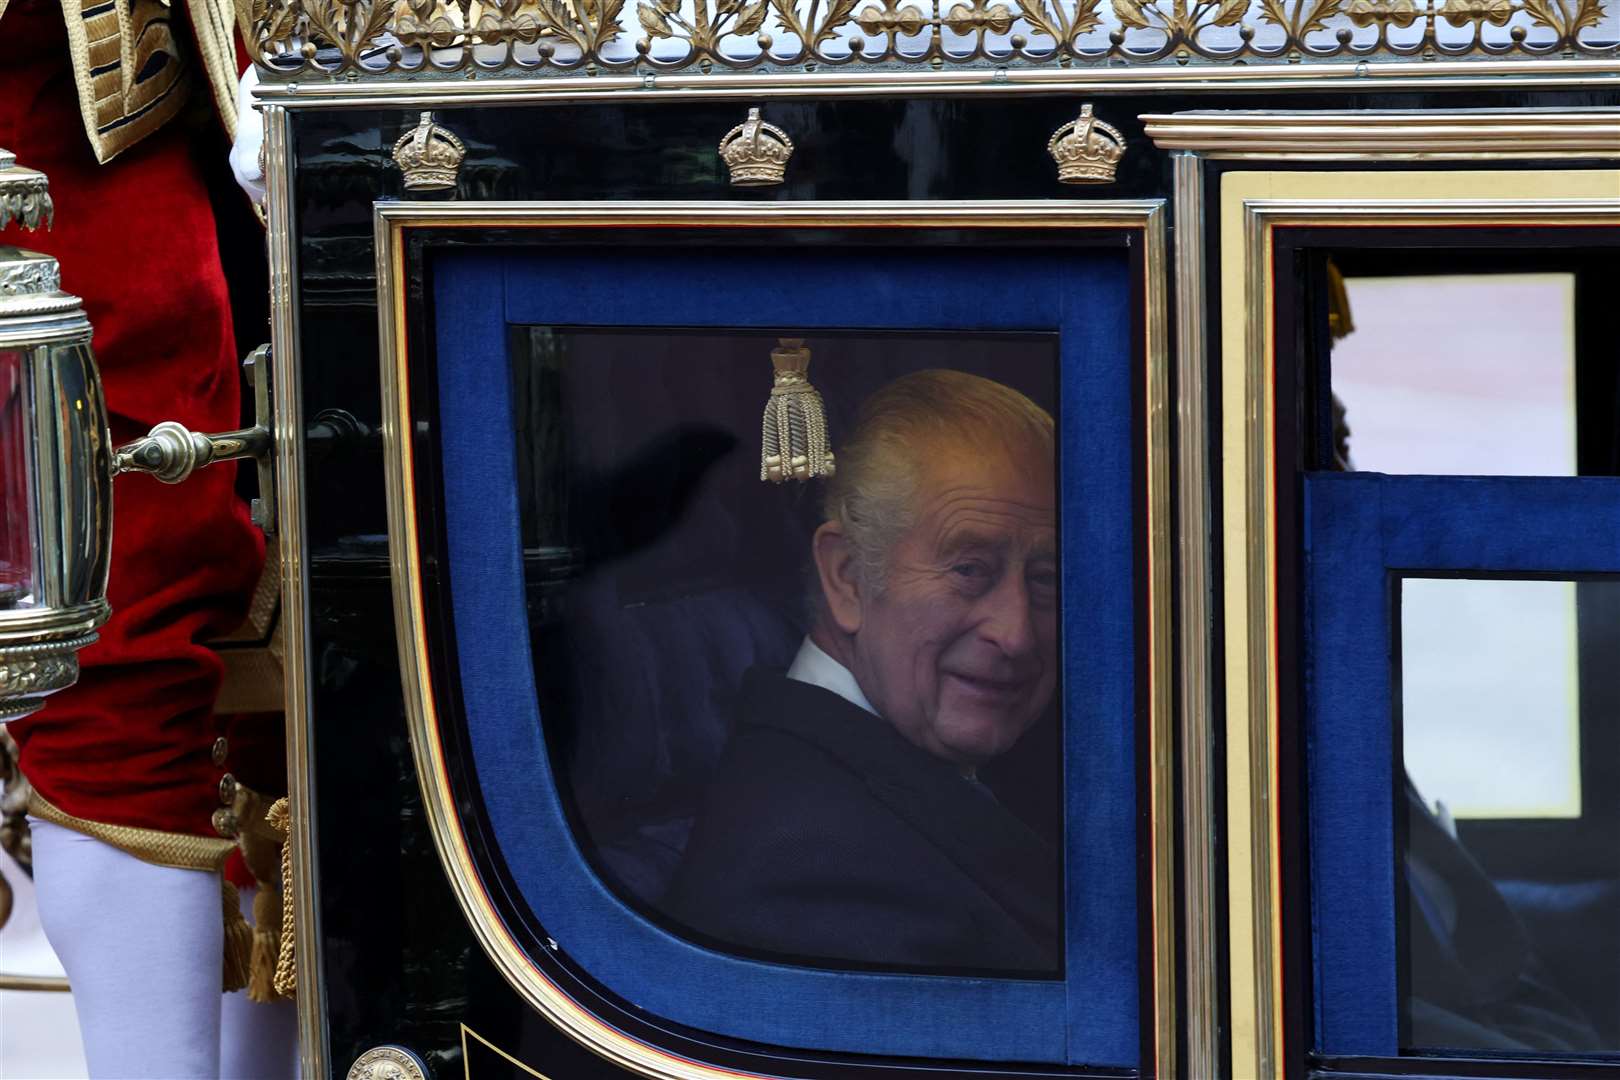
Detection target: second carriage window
<box><xmin>1397</xmin><ymin>574</ymin><xmax>1620</xmax><ymax>1056</ymax></box>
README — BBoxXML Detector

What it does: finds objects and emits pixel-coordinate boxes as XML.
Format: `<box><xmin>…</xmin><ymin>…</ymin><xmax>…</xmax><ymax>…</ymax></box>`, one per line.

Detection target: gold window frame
<box><xmin>1209</xmin><ymin>167</ymin><xmax>1620</xmax><ymax>1080</ymax></box>
<box><xmin>367</xmin><ymin>200</ymin><xmax>1176</xmax><ymax>1080</ymax></box>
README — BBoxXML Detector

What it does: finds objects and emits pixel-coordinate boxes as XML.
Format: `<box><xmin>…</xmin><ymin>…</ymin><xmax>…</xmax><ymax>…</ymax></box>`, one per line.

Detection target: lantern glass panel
<box><xmin>0</xmin><ymin>345</ymin><xmax>37</xmax><ymax>611</ymax></box>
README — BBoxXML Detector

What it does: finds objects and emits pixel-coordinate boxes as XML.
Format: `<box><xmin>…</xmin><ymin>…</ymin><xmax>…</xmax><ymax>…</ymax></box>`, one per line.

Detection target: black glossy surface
<box><xmin>292</xmin><ymin>86</ymin><xmax>1620</xmax><ymax>1080</ymax></box>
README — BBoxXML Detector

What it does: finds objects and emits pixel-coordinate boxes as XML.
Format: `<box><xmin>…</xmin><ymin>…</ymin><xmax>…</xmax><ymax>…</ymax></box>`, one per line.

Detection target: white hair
<box><xmin>818</xmin><ymin>369</ymin><xmax>1054</xmax><ymax>597</ymax></box>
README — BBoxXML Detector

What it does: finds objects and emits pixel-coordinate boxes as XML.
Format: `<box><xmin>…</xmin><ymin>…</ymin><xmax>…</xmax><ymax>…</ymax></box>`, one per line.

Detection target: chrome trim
<box><xmin>375</xmin><ymin>199</ymin><xmax>1176</xmax><ymax>1079</ymax></box>
<box><xmin>253</xmin><ymin>59</ymin><xmax>1620</xmax><ymax>107</ymax></box>
<box><xmin>1144</xmin><ymin>107</ymin><xmax>1620</xmax><ymax>158</ymax></box>
<box><xmin>264</xmin><ymin>102</ymin><xmax>330</xmax><ymax>1080</ymax></box>
<box><xmin>1170</xmin><ymin>147</ymin><xmax>1219</xmax><ymax>1080</ymax></box>
<box><xmin>1142</xmin><ymin>199</ymin><xmax>1177</xmax><ymax>1080</ymax></box>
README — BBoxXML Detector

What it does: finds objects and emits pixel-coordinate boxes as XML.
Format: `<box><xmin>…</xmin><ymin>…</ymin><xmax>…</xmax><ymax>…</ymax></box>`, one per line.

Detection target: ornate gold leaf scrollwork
<box><xmin>641</xmin><ymin>0</ymin><xmax>769</xmax><ymax>55</ymax></box>
<box><xmin>1439</xmin><ymin>0</ymin><xmax>1514</xmax><ymax>25</ymax></box>
<box><xmin>1346</xmin><ymin>0</ymin><xmax>1417</xmax><ymax>29</ymax></box>
<box><xmin>1258</xmin><ymin>0</ymin><xmax>1345</xmax><ymax>40</ymax></box>
<box><xmin>1520</xmin><ymin>0</ymin><xmax>1607</xmax><ymax>35</ymax></box>
<box><xmin>252</xmin><ymin>0</ymin><xmax>1615</xmax><ymax>75</ymax></box>
<box><xmin>856</xmin><ymin>0</ymin><xmax>930</xmax><ymax>37</ymax></box>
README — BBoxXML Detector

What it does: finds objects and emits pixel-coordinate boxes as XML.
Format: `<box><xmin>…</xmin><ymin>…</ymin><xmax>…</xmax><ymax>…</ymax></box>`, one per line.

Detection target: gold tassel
<box><xmin>222</xmin><ymin>878</ymin><xmax>253</xmax><ymax>993</ymax></box>
<box><xmin>760</xmin><ymin>338</ymin><xmax>835</xmax><ymax>484</ymax></box>
<box><xmin>248</xmin><ymin>885</ymin><xmax>282</xmax><ymax>1003</ymax></box>
<box><xmin>267</xmin><ymin>798</ymin><xmax>297</xmax><ymax>998</ymax></box>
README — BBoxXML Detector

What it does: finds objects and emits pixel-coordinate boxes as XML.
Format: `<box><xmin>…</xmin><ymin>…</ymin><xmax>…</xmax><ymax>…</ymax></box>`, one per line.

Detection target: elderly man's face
<box><xmin>847</xmin><ymin>441</ymin><xmax>1058</xmax><ymax>767</ymax></box>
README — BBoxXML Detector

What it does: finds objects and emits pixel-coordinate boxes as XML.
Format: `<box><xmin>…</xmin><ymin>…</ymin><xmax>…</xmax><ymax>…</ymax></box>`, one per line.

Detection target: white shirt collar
<box><xmin>785</xmin><ymin>637</ymin><xmax>878</xmax><ymax>718</ymax></box>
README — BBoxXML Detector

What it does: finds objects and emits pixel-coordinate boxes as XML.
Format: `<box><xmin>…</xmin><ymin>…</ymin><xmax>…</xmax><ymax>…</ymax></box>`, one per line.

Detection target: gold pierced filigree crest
<box><xmin>252</xmin><ymin>0</ymin><xmax>1614</xmax><ymax>75</ymax></box>
<box><xmin>392</xmin><ymin>112</ymin><xmax>467</xmax><ymax>192</ymax></box>
<box><xmin>719</xmin><ymin>108</ymin><xmax>794</xmax><ymax>187</ymax></box>
<box><xmin>1048</xmin><ymin>104</ymin><xmax>1126</xmax><ymax>184</ymax></box>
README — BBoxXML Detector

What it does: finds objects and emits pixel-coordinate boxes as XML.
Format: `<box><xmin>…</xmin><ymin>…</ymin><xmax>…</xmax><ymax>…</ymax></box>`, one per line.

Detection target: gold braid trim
<box><xmin>28</xmin><ymin>791</ymin><xmax>234</xmax><ymax>871</ymax></box>
<box><xmin>55</xmin><ymin>0</ymin><xmax>195</xmax><ymax>164</ymax></box>
<box><xmin>185</xmin><ymin>0</ymin><xmax>243</xmax><ymax>141</ymax></box>
<box><xmin>28</xmin><ymin>791</ymin><xmax>255</xmax><ymax>992</ymax></box>
<box><xmin>266</xmin><ymin>797</ymin><xmax>296</xmax><ymax>997</ymax></box>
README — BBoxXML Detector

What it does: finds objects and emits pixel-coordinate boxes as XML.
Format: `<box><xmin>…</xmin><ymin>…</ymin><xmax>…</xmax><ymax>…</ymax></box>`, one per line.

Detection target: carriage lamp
<box><xmin>0</xmin><ymin>148</ymin><xmax>272</xmax><ymax>723</ymax></box>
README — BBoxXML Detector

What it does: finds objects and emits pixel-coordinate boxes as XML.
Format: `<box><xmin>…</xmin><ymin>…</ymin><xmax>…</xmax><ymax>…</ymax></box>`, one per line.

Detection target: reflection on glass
<box><xmin>514</xmin><ymin>328</ymin><xmax>1063</xmax><ymax>976</ymax></box>
<box><xmin>1399</xmin><ymin>576</ymin><xmax>1620</xmax><ymax>1056</ymax></box>
<box><xmin>0</xmin><ymin>347</ymin><xmax>36</xmax><ymax>611</ymax></box>
<box><xmin>1402</xmin><ymin>578</ymin><xmax>1580</xmax><ymax>820</ymax></box>
<box><xmin>1331</xmin><ymin>274</ymin><xmax>1580</xmax><ymax>476</ymax></box>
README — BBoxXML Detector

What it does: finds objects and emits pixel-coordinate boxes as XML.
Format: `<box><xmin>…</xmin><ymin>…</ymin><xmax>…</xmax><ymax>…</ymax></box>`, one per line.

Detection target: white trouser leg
<box><xmin>220</xmin><ymin>885</ymin><xmax>299</xmax><ymax>1080</ymax></box>
<box><xmin>30</xmin><ymin>818</ymin><xmax>223</xmax><ymax>1079</ymax></box>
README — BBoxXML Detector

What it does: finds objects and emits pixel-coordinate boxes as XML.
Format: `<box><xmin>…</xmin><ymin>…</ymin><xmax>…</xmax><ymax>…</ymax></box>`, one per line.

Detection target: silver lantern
<box><xmin>0</xmin><ymin>149</ymin><xmax>271</xmax><ymax>723</ymax></box>
<box><xmin>0</xmin><ymin>149</ymin><xmax>112</xmax><ymax>723</ymax></box>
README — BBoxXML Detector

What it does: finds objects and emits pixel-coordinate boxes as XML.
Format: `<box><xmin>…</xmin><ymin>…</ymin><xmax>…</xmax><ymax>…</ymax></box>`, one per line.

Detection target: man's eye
<box><xmin>952</xmin><ymin>562</ymin><xmax>989</xmax><ymax>580</ymax></box>
<box><xmin>1028</xmin><ymin>568</ymin><xmax>1059</xmax><ymax>600</ymax></box>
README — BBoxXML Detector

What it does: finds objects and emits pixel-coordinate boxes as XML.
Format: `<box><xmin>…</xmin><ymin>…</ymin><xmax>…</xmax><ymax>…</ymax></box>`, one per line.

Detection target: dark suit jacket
<box><xmin>1404</xmin><ymin>780</ymin><xmax>1601</xmax><ymax>1052</ymax></box>
<box><xmin>661</xmin><ymin>669</ymin><xmax>1061</xmax><ymax>975</ymax></box>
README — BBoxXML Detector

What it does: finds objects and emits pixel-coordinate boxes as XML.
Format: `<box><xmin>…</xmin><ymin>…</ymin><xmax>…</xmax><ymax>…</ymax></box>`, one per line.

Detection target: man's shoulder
<box><xmin>703</xmin><ymin>680</ymin><xmax>894</xmax><ymax>835</ymax></box>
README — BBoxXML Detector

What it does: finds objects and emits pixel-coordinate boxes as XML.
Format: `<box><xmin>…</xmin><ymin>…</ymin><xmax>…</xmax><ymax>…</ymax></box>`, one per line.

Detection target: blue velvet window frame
<box><xmin>429</xmin><ymin>244</ymin><xmax>1140</xmax><ymax>1065</ymax></box>
<box><xmin>1305</xmin><ymin>471</ymin><xmax>1620</xmax><ymax>1055</ymax></box>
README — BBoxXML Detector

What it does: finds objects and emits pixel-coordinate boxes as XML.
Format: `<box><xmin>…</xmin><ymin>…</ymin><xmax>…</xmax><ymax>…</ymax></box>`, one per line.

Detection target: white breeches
<box><xmin>29</xmin><ymin>819</ymin><xmax>299</xmax><ymax>1080</ymax></box>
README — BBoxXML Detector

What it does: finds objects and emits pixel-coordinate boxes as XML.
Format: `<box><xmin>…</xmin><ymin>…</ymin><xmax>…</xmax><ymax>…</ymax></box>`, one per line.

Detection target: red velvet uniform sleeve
<box><xmin>0</xmin><ymin>0</ymin><xmax>267</xmax><ymax>838</ymax></box>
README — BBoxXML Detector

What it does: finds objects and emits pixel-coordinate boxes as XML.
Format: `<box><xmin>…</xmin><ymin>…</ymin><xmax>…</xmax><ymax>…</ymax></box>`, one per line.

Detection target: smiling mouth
<box><xmin>946</xmin><ymin>672</ymin><xmax>1025</xmax><ymax>698</ymax></box>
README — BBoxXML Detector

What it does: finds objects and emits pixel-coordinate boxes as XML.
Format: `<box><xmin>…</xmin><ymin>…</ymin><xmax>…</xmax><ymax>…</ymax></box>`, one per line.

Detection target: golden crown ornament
<box><xmin>719</xmin><ymin>108</ymin><xmax>794</xmax><ymax>188</ymax></box>
<box><xmin>1047</xmin><ymin>105</ymin><xmax>1126</xmax><ymax>185</ymax></box>
<box><xmin>761</xmin><ymin>338</ymin><xmax>835</xmax><ymax>484</ymax></box>
<box><xmin>392</xmin><ymin>112</ymin><xmax>466</xmax><ymax>193</ymax></box>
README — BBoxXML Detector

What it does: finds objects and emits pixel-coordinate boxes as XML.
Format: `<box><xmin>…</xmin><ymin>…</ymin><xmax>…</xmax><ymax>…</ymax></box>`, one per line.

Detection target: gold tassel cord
<box><xmin>267</xmin><ymin>797</ymin><xmax>297</xmax><ymax>998</ymax></box>
<box><xmin>760</xmin><ymin>338</ymin><xmax>835</xmax><ymax>484</ymax></box>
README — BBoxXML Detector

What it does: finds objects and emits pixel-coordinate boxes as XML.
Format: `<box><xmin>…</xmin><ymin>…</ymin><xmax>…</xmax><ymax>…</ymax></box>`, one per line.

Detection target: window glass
<box><xmin>1401</xmin><ymin>577</ymin><xmax>1580</xmax><ymax>820</ymax></box>
<box><xmin>1398</xmin><ymin>575</ymin><xmax>1620</xmax><ymax>1055</ymax></box>
<box><xmin>511</xmin><ymin>326</ymin><xmax>1064</xmax><ymax>978</ymax></box>
<box><xmin>1331</xmin><ymin>274</ymin><xmax>1579</xmax><ymax>476</ymax></box>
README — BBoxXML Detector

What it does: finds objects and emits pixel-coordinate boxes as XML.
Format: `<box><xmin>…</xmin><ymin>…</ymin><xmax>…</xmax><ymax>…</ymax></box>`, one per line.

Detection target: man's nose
<box><xmin>978</xmin><ymin>574</ymin><xmax>1038</xmax><ymax>659</ymax></box>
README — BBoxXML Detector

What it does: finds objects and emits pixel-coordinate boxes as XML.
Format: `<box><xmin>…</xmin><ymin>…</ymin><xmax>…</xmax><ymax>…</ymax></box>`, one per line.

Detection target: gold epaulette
<box><xmin>0</xmin><ymin>0</ymin><xmax>252</xmax><ymax>164</ymax></box>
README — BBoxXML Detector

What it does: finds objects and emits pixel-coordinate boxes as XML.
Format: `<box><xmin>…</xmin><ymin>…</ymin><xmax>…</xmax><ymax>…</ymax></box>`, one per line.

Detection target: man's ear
<box><xmin>812</xmin><ymin>521</ymin><xmax>864</xmax><ymax>635</ymax></box>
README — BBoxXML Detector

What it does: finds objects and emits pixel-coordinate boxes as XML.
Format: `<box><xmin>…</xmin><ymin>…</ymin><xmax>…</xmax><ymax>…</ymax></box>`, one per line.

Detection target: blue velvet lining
<box><xmin>432</xmin><ymin>245</ymin><xmax>1139</xmax><ymax>1064</ymax></box>
<box><xmin>1305</xmin><ymin>471</ymin><xmax>1620</xmax><ymax>1055</ymax></box>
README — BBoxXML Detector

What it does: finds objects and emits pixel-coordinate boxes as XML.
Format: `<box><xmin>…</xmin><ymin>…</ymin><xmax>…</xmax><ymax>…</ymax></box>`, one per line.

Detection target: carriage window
<box><xmin>511</xmin><ymin>326</ymin><xmax>1064</xmax><ymax>978</ymax></box>
<box><xmin>1329</xmin><ymin>273</ymin><xmax>1591</xmax><ymax>476</ymax></box>
<box><xmin>1397</xmin><ymin>575</ymin><xmax>1620</xmax><ymax>1055</ymax></box>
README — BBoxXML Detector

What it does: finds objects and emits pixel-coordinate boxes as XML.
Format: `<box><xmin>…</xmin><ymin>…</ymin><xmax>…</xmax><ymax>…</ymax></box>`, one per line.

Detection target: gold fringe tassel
<box><xmin>267</xmin><ymin>797</ymin><xmax>297</xmax><ymax>998</ymax></box>
<box><xmin>760</xmin><ymin>338</ymin><xmax>835</xmax><ymax>484</ymax></box>
<box><xmin>223</xmin><ymin>878</ymin><xmax>253</xmax><ymax>993</ymax></box>
<box><xmin>248</xmin><ymin>884</ymin><xmax>282</xmax><ymax>1002</ymax></box>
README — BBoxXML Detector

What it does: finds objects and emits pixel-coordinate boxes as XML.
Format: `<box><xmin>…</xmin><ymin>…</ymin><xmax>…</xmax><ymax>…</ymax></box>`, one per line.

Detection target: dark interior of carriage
<box><xmin>1300</xmin><ymin>243</ymin><xmax>1620</xmax><ymax>1056</ymax></box>
<box><xmin>506</xmin><ymin>326</ymin><xmax>1064</xmax><ymax>965</ymax></box>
